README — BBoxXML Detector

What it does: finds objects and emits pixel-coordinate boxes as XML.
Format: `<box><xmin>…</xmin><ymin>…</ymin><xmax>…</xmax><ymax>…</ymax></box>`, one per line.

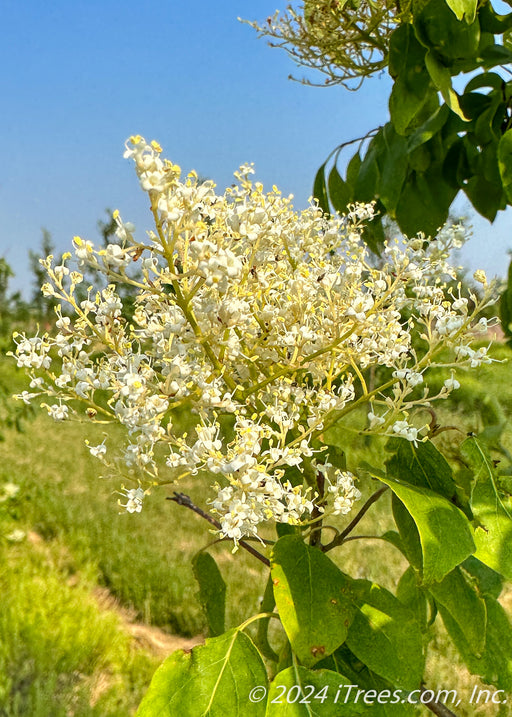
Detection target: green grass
<box><xmin>1</xmin><ymin>414</ymin><xmax>268</xmax><ymax>636</ymax></box>
<box><xmin>0</xmin><ymin>342</ymin><xmax>511</xmax><ymax>715</ymax></box>
<box><xmin>0</xmin><ymin>534</ymin><xmax>157</xmax><ymax>717</ymax></box>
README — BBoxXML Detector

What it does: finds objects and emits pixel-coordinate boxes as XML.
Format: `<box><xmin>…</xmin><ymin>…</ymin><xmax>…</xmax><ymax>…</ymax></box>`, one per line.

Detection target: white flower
<box><xmin>473</xmin><ymin>269</ymin><xmax>488</xmax><ymax>285</ymax></box>
<box><xmin>368</xmin><ymin>411</ymin><xmax>385</xmax><ymax>428</ymax></box>
<box><xmin>444</xmin><ymin>377</ymin><xmax>460</xmax><ymax>391</ymax></box>
<box><xmin>47</xmin><ymin>404</ymin><xmax>69</xmax><ymax>421</ymax></box>
<box><xmin>73</xmin><ymin>236</ymin><xmax>96</xmax><ymax>267</ymax></box>
<box><xmin>15</xmin><ymin>391</ymin><xmax>38</xmax><ymax>405</ymax></box>
<box><xmin>436</xmin><ymin>315</ymin><xmax>465</xmax><ymax>336</ymax></box>
<box><xmin>56</xmin><ymin>316</ymin><xmax>72</xmax><ymax>332</ymax></box>
<box><xmin>53</xmin><ymin>265</ymin><xmax>70</xmax><ymax>281</ymax></box>
<box><xmin>406</xmin><ymin>371</ymin><xmax>423</xmax><ymax>388</ymax></box>
<box><xmin>119</xmin><ymin>487</ymin><xmax>145</xmax><ymax>513</ymax></box>
<box><xmin>392</xmin><ymin>369</ymin><xmax>423</xmax><ymax>387</ymax></box>
<box><xmin>469</xmin><ymin>347</ymin><xmax>492</xmax><ymax>368</ymax></box>
<box><xmin>88</xmin><ymin>442</ymin><xmax>107</xmax><ymax>458</ymax></box>
<box><xmin>345</xmin><ymin>293</ymin><xmax>374</xmax><ymax>322</ymax></box>
<box><xmin>103</xmin><ymin>244</ymin><xmax>131</xmax><ymax>269</ymax></box>
<box><xmin>120</xmin><ymin>372</ymin><xmax>146</xmax><ymax>399</ymax></box>
<box><xmin>392</xmin><ymin>420</ymin><xmax>419</xmax><ymax>445</ymax></box>
<box><xmin>326</xmin><ymin>470</ymin><xmax>361</xmax><ymax>516</ymax></box>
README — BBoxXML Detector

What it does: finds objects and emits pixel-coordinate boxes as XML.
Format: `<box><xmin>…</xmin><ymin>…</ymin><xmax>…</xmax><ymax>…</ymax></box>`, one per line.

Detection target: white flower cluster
<box><xmin>11</xmin><ymin>136</ymin><xmax>497</xmax><ymax>543</ymax></box>
<box><xmin>318</xmin><ymin>464</ymin><xmax>362</xmax><ymax>516</ymax></box>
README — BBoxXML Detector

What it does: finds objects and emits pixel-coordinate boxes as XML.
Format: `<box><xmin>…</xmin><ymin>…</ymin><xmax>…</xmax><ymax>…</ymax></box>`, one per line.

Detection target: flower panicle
<box><xmin>10</xmin><ymin>135</ymin><xmax>498</xmax><ymax>543</ymax></box>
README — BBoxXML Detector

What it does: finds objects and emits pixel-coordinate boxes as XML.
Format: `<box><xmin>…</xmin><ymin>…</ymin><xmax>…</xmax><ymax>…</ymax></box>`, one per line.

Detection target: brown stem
<box><xmin>421</xmin><ymin>688</ymin><xmax>458</xmax><ymax>717</ymax></box>
<box><xmin>323</xmin><ymin>486</ymin><xmax>388</xmax><ymax>552</ymax></box>
<box><xmin>167</xmin><ymin>492</ymin><xmax>270</xmax><ymax>567</ymax></box>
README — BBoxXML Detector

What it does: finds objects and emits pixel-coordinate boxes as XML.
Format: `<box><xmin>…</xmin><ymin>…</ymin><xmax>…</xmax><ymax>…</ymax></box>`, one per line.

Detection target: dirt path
<box><xmin>91</xmin><ymin>584</ymin><xmax>204</xmax><ymax>657</ymax></box>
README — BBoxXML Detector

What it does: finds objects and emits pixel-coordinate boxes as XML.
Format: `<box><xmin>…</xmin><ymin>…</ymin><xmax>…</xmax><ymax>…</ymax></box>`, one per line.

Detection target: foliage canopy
<box><xmin>252</xmin><ymin>0</ymin><xmax>512</xmax><ymax>248</ymax></box>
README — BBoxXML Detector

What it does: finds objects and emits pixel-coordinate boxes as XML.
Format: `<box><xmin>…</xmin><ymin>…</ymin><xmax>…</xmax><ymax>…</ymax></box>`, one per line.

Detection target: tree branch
<box><xmin>422</xmin><ymin>688</ymin><xmax>458</xmax><ymax>717</ymax></box>
<box><xmin>322</xmin><ymin>486</ymin><xmax>388</xmax><ymax>551</ymax></box>
<box><xmin>167</xmin><ymin>492</ymin><xmax>270</xmax><ymax>567</ymax></box>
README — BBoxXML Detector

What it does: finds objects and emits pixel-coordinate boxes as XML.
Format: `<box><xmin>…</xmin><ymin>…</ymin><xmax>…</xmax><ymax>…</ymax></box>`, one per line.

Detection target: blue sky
<box><xmin>1</xmin><ymin>0</ymin><xmax>511</xmax><ymax>296</ymax></box>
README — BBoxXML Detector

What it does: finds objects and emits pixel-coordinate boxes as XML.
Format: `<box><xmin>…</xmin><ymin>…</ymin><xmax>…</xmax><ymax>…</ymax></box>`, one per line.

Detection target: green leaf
<box><xmin>376</xmin><ymin>473</ymin><xmax>475</xmax><ymax>583</ymax></box>
<box><xmin>482</xmin><ymin>140</ymin><xmax>503</xmax><ymax>183</ymax></box>
<box><xmin>391</xmin><ymin>497</ymin><xmax>423</xmax><ymax>570</ymax></box>
<box><xmin>385</xmin><ymin>438</ymin><xmax>456</xmax><ymax>500</ymax></box>
<box><xmin>345</xmin><ymin>580</ymin><xmax>425</xmax><ymax>691</ymax></box>
<box><xmin>192</xmin><ymin>551</ymin><xmax>226</xmax><ymax>637</ymax></box>
<box><xmin>276</xmin><ymin>523</ymin><xmax>300</xmax><ymax>538</ymax></box>
<box><xmin>137</xmin><ymin>630</ymin><xmax>268</xmax><ymax>717</ymax></box>
<box><xmin>378</xmin><ymin>126</ymin><xmax>408</xmax><ymax>216</ymax></box>
<box><xmin>479</xmin><ymin>3</ymin><xmax>512</xmax><ymax>34</ymax></box>
<box><xmin>322</xmin><ymin>443</ymin><xmax>347</xmax><ymax>471</ymax></box>
<box><xmin>380</xmin><ymin>529</ymin><xmax>407</xmax><ymax>555</ymax></box>
<box><xmin>396</xmin><ymin>567</ymin><xmax>428</xmax><ymax>631</ymax></box>
<box><xmin>389</xmin><ymin>24</ymin><xmax>413</xmax><ymax>78</ymax></box>
<box><xmin>430</xmin><ymin>567</ymin><xmax>486</xmax><ymax>654</ymax></box>
<box><xmin>271</xmin><ymin>535</ymin><xmax>355</xmax><ymax>667</ymax></box>
<box><xmin>266</xmin><ymin>667</ymin><xmax>365</xmax><ymax>716</ymax></box>
<box><xmin>137</xmin><ymin>650</ymin><xmax>190</xmax><ymax>717</ymax></box>
<box><xmin>319</xmin><ymin>646</ymin><xmax>416</xmax><ymax>716</ymax></box>
<box><xmin>395</xmin><ymin>165</ymin><xmax>457</xmax><ymax>236</ymax></box>
<box><xmin>354</xmin><ymin>130</ymin><xmax>385</xmax><ymax>201</ymax></box>
<box><xmin>346</xmin><ymin>152</ymin><xmax>362</xmax><ymax>188</ymax></box>
<box><xmin>441</xmin><ymin>595</ymin><xmax>512</xmax><ymax>690</ymax></box>
<box><xmin>407</xmin><ymin>104</ymin><xmax>450</xmax><ymax>153</ymax></box>
<box><xmin>425</xmin><ymin>51</ymin><xmax>468</xmax><ymax>120</ymax></box>
<box><xmin>388</xmin><ymin>25</ymin><xmax>433</xmax><ymax>135</ymax></box>
<box><xmin>475</xmin><ymin>99</ymin><xmax>505</xmax><ymax>146</ymax></box>
<box><xmin>409</xmin><ymin>143</ymin><xmax>432</xmax><ymax>172</ymax></box>
<box><xmin>465</xmin><ymin>71</ymin><xmax>505</xmax><ymax>93</ymax></box>
<box><xmin>327</xmin><ymin>166</ymin><xmax>352</xmax><ymax>214</ymax></box>
<box><xmin>414</xmin><ymin>0</ymin><xmax>480</xmax><ymax>61</ymax></box>
<box><xmin>498</xmin><ymin>129</ymin><xmax>512</xmax><ymax>203</ymax></box>
<box><xmin>361</xmin><ymin>211</ymin><xmax>386</xmax><ymax>255</ymax></box>
<box><xmin>481</xmin><ymin>42</ymin><xmax>512</xmax><ymax>68</ymax></box>
<box><xmin>459</xmin><ymin>89</ymin><xmax>493</xmax><ymax>121</ymax></box>
<box><xmin>313</xmin><ymin>163</ymin><xmax>329</xmax><ymax>213</ymax></box>
<box><xmin>256</xmin><ymin>575</ymin><xmax>279</xmax><ymax>662</ymax></box>
<box><xmin>461</xmin><ymin>437</ymin><xmax>512</xmax><ymax>580</ymax></box>
<box><xmin>445</xmin><ymin>0</ymin><xmax>477</xmax><ymax>23</ymax></box>
<box><xmin>462</xmin><ymin>556</ymin><xmax>503</xmax><ymax>598</ymax></box>
<box><xmin>464</xmin><ymin>173</ymin><xmax>506</xmax><ymax>221</ymax></box>
<box><xmin>443</xmin><ymin>138</ymin><xmax>470</xmax><ymax>188</ymax></box>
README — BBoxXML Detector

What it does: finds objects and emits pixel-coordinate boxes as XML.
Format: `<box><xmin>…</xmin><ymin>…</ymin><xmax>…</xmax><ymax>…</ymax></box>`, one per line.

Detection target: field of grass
<box><xmin>0</xmin><ymin>341</ymin><xmax>511</xmax><ymax>715</ymax></box>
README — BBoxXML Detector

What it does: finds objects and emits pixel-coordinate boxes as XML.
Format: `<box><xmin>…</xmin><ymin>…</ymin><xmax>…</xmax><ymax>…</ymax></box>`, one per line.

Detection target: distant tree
<box><xmin>0</xmin><ymin>258</ymin><xmax>29</xmax><ymax>339</ymax></box>
<box><xmin>0</xmin><ymin>258</ymin><xmax>14</xmax><ymax>338</ymax></box>
<box><xmin>0</xmin><ymin>256</ymin><xmax>32</xmax><ymax>433</ymax></box>
<box><xmin>28</xmin><ymin>229</ymin><xmax>56</xmax><ymax>325</ymax></box>
<box><xmin>97</xmin><ymin>208</ymin><xmax>118</xmax><ymax>247</ymax></box>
